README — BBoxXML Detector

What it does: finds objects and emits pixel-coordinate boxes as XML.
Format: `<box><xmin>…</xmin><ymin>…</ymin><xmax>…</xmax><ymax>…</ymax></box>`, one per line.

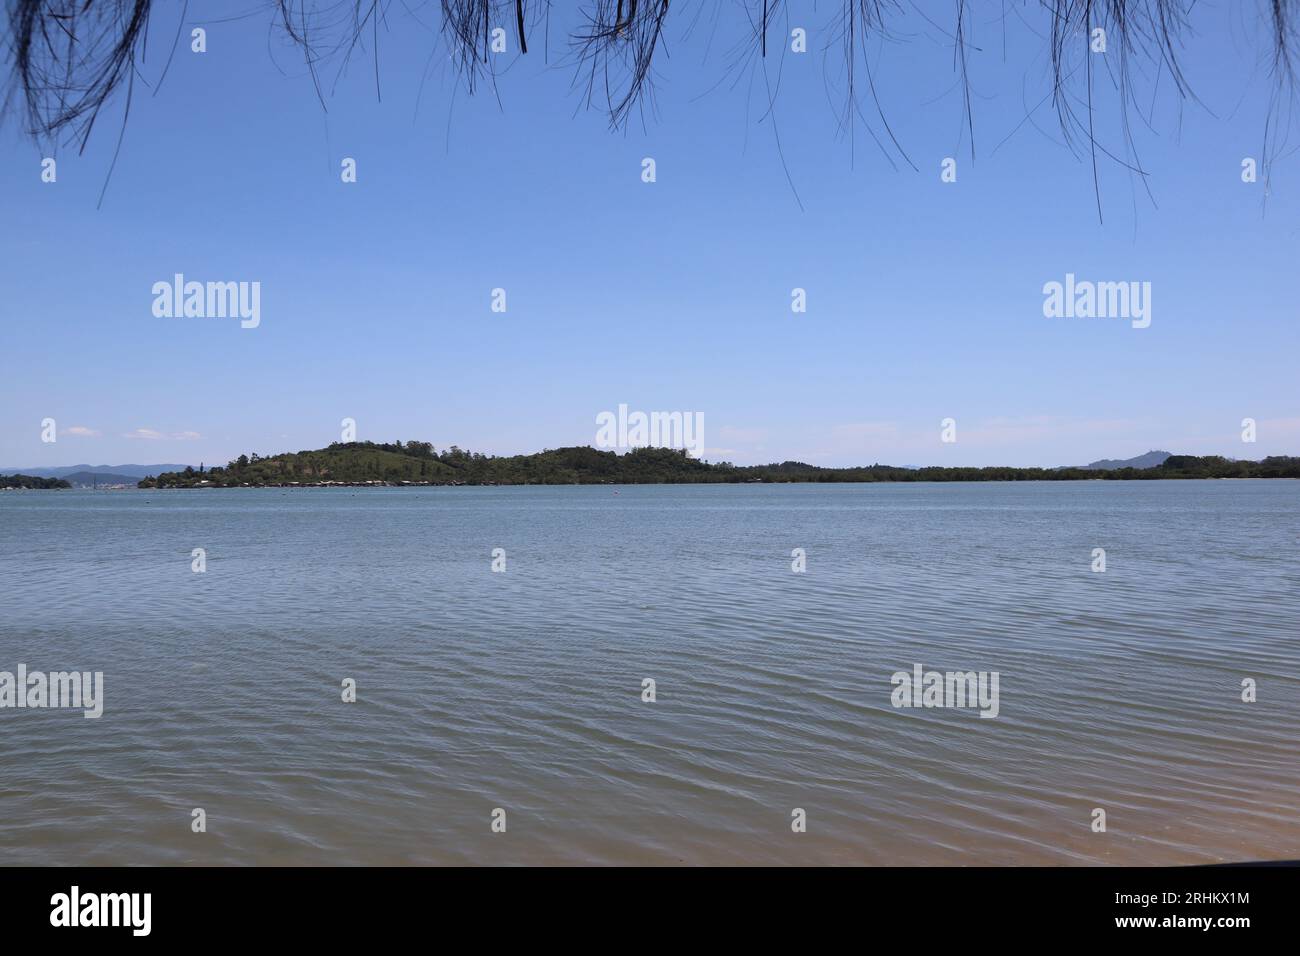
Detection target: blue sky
<box><xmin>1</xmin><ymin>2</ymin><xmax>1296</xmax><ymax>469</ymax></box>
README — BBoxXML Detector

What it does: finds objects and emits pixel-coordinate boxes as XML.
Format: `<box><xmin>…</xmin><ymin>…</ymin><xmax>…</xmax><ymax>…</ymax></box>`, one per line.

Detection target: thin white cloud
<box><xmin>64</xmin><ymin>426</ymin><xmax>101</xmax><ymax>438</ymax></box>
<box><xmin>124</xmin><ymin>428</ymin><xmax>201</xmax><ymax>441</ymax></box>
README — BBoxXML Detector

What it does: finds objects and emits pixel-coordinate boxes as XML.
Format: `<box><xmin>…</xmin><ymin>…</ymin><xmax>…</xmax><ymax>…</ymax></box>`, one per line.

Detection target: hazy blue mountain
<box><xmin>1075</xmin><ymin>450</ymin><xmax>1172</xmax><ymax>470</ymax></box>
<box><xmin>0</xmin><ymin>463</ymin><xmax>195</xmax><ymax>479</ymax></box>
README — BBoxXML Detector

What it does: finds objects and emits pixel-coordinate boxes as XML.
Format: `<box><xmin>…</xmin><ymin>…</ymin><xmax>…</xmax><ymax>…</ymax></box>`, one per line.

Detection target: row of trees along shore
<box><xmin>134</xmin><ymin>443</ymin><xmax>1300</xmax><ymax>488</ymax></box>
<box><xmin>0</xmin><ymin>474</ymin><xmax>71</xmax><ymax>489</ymax></box>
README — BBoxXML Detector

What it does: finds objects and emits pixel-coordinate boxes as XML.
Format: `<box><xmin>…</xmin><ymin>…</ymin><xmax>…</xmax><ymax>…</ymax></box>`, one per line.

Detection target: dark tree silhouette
<box><xmin>6</xmin><ymin>1</ymin><xmax>1298</xmax><ymax>209</ymax></box>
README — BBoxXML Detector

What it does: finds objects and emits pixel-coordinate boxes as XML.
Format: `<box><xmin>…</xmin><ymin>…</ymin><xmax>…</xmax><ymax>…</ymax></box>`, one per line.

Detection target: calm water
<box><xmin>1</xmin><ymin>481</ymin><xmax>1297</xmax><ymax>865</ymax></box>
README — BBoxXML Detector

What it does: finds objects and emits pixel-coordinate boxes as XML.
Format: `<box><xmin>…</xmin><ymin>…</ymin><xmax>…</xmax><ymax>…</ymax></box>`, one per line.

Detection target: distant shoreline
<box><xmin>10</xmin><ymin>443</ymin><xmax>1299</xmax><ymax>490</ymax></box>
<box><xmin>6</xmin><ymin>476</ymin><xmax>1297</xmax><ymax>496</ymax></box>
<box><xmin>132</xmin><ymin>442</ymin><xmax>1300</xmax><ymax>488</ymax></box>
<box><xmin>136</xmin><ymin>475</ymin><xmax>1300</xmax><ymax>489</ymax></box>
<box><xmin>128</xmin><ymin>475</ymin><xmax>1300</xmax><ymax>488</ymax></box>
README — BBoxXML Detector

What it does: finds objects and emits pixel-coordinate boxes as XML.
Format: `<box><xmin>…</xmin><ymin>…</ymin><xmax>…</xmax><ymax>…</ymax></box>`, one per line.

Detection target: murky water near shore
<box><xmin>1</xmin><ymin>481</ymin><xmax>1297</xmax><ymax>865</ymax></box>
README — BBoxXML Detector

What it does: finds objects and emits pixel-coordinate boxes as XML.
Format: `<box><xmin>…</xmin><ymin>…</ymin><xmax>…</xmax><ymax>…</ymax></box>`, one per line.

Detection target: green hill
<box><xmin>0</xmin><ymin>473</ymin><xmax>71</xmax><ymax>489</ymax></box>
<box><xmin>135</xmin><ymin>442</ymin><xmax>1300</xmax><ymax>488</ymax></box>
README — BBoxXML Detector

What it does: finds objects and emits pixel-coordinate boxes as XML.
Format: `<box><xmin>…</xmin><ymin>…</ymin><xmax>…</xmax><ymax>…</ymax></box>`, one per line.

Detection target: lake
<box><xmin>1</xmin><ymin>481</ymin><xmax>1296</xmax><ymax>864</ymax></box>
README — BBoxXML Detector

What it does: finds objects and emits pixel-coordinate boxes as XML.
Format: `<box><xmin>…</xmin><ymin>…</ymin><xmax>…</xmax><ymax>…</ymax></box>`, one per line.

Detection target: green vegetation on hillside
<box><xmin>136</xmin><ymin>443</ymin><xmax>1300</xmax><ymax>488</ymax></box>
<box><xmin>0</xmin><ymin>473</ymin><xmax>71</xmax><ymax>489</ymax></box>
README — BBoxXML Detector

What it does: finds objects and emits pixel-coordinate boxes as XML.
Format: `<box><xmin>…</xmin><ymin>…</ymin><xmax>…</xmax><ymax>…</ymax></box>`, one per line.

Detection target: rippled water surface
<box><xmin>1</xmin><ymin>481</ymin><xmax>1297</xmax><ymax>865</ymax></box>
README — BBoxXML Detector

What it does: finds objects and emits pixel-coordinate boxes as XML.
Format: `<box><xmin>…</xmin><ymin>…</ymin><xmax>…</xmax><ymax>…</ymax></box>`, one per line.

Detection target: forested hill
<box><xmin>0</xmin><ymin>474</ymin><xmax>72</xmax><ymax>489</ymax></box>
<box><xmin>135</xmin><ymin>443</ymin><xmax>1300</xmax><ymax>488</ymax></box>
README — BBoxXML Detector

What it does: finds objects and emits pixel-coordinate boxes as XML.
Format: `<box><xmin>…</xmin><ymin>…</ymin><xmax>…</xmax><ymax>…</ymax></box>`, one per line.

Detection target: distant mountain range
<box><xmin>0</xmin><ymin>463</ymin><xmax>194</xmax><ymax>479</ymax></box>
<box><xmin>1072</xmin><ymin>450</ymin><xmax>1171</xmax><ymax>470</ymax></box>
